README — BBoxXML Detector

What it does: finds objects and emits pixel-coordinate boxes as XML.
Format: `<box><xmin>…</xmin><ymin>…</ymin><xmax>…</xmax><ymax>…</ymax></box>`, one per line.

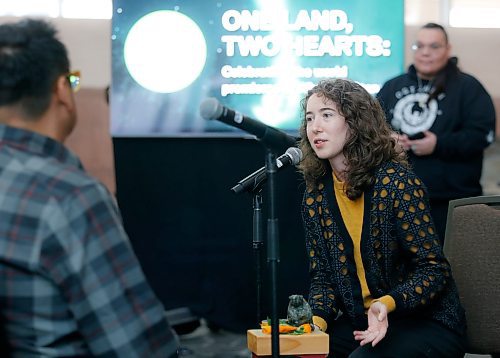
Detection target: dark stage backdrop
<box><xmin>113</xmin><ymin>137</ymin><xmax>309</xmax><ymax>332</ymax></box>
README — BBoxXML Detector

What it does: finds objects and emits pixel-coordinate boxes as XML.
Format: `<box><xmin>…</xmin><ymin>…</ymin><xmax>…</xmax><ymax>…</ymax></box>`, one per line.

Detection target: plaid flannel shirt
<box><xmin>0</xmin><ymin>124</ymin><xmax>177</xmax><ymax>357</ymax></box>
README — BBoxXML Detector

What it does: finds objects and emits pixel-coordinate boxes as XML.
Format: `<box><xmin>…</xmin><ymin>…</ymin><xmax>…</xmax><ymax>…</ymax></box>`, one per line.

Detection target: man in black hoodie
<box><xmin>377</xmin><ymin>22</ymin><xmax>496</xmax><ymax>243</ymax></box>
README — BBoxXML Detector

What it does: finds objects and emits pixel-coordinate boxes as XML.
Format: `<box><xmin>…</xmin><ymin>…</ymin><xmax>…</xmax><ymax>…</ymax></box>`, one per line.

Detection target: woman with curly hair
<box><xmin>299</xmin><ymin>78</ymin><xmax>465</xmax><ymax>357</ymax></box>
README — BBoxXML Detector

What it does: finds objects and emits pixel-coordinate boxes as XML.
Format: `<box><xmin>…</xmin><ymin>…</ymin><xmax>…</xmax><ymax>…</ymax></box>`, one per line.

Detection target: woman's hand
<box><xmin>353</xmin><ymin>301</ymin><xmax>388</xmax><ymax>347</ymax></box>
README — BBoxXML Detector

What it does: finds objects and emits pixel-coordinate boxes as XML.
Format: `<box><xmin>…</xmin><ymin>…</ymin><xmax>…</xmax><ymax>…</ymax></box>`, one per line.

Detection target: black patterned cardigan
<box><xmin>302</xmin><ymin>160</ymin><xmax>466</xmax><ymax>335</ymax></box>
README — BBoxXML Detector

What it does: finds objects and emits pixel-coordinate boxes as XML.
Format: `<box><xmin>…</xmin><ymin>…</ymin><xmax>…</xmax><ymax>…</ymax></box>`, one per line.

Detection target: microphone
<box><xmin>231</xmin><ymin>147</ymin><xmax>302</xmax><ymax>194</ymax></box>
<box><xmin>200</xmin><ymin>97</ymin><xmax>298</xmax><ymax>150</ymax></box>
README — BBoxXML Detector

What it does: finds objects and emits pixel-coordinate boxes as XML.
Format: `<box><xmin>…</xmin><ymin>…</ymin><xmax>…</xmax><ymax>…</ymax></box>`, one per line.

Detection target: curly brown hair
<box><xmin>298</xmin><ymin>78</ymin><xmax>407</xmax><ymax>199</ymax></box>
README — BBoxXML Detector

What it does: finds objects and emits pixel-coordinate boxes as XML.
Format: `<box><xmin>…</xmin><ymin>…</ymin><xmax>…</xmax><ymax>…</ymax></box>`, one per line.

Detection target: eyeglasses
<box><xmin>411</xmin><ymin>43</ymin><xmax>445</xmax><ymax>52</ymax></box>
<box><xmin>66</xmin><ymin>70</ymin><xmax>81</xmax><ymax>92</ymax></box>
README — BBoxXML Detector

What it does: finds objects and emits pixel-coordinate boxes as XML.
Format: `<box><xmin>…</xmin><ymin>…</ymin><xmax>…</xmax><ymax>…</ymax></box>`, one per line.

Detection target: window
<box><xmin>1</xmin><ymin>0</ymin><xmax>499</xmax><ymax>27</ymax></box>
<box><xmin>405</xmin><ymin>0</ymin><xmax>441</xmax><ymax>26</ymax></box>
<box><xmin>449</xmin><ymin>0</ymin><xmax>500</xmax><ymax>28</ymax></box>
<box><xmin>0</xmin><ymin>0</ymin><xmax>111</xmax><ymax>19</ymax></box>
<box><xmin>61</xmin><ymin>0</ymin><xmax>112</xmax><ymax>19</ymax></box>
<box><xmin>0</xmin><ymin>0</ymin><xmax>59</xmax><ymax>17</ymax></box>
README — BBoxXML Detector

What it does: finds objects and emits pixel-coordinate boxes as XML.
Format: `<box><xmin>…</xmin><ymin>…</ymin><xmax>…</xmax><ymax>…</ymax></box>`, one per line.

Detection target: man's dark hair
<box><xmin>421</xmin><ymin>22</ymin><xmax>449</xmax><ymax>44</ymax></box>
<box><xmin>0</xmin><ymin>19</ymin><xmax>70</xmax><ymax>119</ymax></box>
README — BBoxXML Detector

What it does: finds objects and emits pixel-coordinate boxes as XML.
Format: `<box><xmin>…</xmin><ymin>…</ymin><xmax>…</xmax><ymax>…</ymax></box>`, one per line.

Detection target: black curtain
<box><xmin>113</xmin><ymin>137</ymin><xmax>309</xmax><ymax>332</ymax></box>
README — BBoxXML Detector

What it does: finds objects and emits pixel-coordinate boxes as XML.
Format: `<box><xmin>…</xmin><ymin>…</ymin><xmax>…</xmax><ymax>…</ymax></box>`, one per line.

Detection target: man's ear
<box><xmin>54</xmin><ymin>74</ymin><xmax>74</xmax><ymax>109</ymax></box>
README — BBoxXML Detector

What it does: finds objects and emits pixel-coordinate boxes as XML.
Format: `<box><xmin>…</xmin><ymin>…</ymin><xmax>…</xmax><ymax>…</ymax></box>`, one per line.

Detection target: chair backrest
<box><xmin>444</xmin><ymin>195</ymin><xmax>500</xmax><ymax>354</ymax></box>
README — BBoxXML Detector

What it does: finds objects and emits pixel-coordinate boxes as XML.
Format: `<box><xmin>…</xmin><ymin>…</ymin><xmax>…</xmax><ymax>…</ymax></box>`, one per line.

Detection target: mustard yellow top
<box><xmin>312</xmin><ymin>173</ymin><xmax>395</xmax><ymax>332</ymax></box>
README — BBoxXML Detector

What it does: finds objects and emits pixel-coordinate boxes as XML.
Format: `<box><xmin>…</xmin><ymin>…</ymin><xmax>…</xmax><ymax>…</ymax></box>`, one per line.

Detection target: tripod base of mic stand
<box><xmin>247</xmin><ymin>329</ymin><xmax>329</xmax><ymax>357</ymax></box>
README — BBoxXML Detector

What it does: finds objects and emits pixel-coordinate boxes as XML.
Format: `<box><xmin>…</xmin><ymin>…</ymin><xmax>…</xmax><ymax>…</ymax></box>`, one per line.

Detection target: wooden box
<box><xmin>247</xmin><ymin>329</ymin><xmax>329</xmax><ymax>356</ymax></box>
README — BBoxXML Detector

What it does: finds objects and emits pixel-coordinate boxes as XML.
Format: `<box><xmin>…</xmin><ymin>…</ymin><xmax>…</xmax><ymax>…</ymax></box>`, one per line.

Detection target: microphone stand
<box><xmin>230</xmin><ymin>143</ymin><xmax>286</xmax><ymax>358</ymax></box>
<box><xmin>247</xmin><ymin>155</ymin><xmax>280</xmax><ymax>358</ymax></box>
<box><xmin>265</xmin><ymin>149</ymin><xmax>280</xmax><ymax>358</ymax></box>
<box><xmin>231</xmin><ymin>173</ymin><xmax>266</xmax><ymax>326</ymax></box>
<box><xmin>252</xmin><ymin>191</ymin><xmax>264</xmax><ymax>327</ymax></box>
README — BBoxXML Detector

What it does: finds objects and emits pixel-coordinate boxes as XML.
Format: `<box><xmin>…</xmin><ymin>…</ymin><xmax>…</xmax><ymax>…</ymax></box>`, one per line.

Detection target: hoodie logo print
<box><xmin>391</xmin><ymin>93</ymin><xmax>438</xmax><ymax>135</ymax></box>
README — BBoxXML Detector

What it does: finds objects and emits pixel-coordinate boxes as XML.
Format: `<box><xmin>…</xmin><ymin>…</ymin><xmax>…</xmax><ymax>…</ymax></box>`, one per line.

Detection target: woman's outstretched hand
<box><xmin>353</xmin><ymin>301</ymin><xmax>388</xmax><ymax>347</ymax></box>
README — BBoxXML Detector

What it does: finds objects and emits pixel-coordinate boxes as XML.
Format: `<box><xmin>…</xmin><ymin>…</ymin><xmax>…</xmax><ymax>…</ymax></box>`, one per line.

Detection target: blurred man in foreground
<box><xmin>0</xmin><ymin>18</ymin><xmax>178</xmax><ymax>357</ymax></box>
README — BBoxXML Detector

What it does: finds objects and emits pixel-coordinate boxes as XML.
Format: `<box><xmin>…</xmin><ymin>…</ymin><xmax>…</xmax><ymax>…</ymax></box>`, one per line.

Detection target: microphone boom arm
<box><xmin>230</xmin><ymin>147</ymin><xmax>302</xmax><ymax>195</ymax></box>
<box><xmin>231</xmin><ymin>167</ymin><xmax>267</xmax><ymax>194</ymax></box>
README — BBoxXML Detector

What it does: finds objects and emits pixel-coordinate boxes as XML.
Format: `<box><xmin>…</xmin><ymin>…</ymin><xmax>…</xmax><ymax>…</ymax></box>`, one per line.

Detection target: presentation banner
<box><xmin>111</xmin><ymin>0</ymin><xmax>404</xmax><ymax>137</ymax></box>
